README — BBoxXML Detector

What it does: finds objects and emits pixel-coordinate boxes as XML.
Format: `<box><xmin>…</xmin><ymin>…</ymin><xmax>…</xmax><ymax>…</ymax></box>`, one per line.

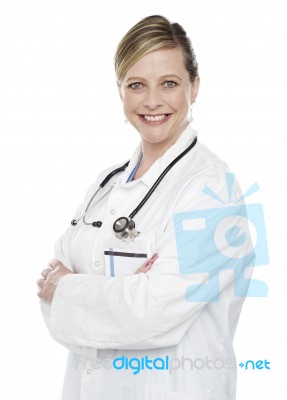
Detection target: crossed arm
<box><xmin>37</xmin><ymin>254</ymin><xmax>159</xmax><ymax>304</ymax></box>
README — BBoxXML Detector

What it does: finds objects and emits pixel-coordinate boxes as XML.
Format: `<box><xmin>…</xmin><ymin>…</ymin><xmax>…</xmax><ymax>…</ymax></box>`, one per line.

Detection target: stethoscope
<box><xmin>71</xmin><ymin>136</ymin><xmax>197</xmax><ymax>239</ymax></box>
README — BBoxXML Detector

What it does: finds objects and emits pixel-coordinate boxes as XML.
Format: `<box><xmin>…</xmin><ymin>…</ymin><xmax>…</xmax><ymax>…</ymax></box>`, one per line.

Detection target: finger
<box><xmin>41</xmin><ymin>268</ymin><xmax>52</xmax><ymax>279</ymax></box>
<box><xmin>37</xmin><ymin>287</ymin><xmax>43</xmax><ymax>298</ymax></box>
<box><xmin>37</xmin><ymin>278</ymin><xmax>45</xmax><ymax>288</ymax></box>
<box><xmin>135</xmin><ymin>264</ymin><xmax>147</xmax><ymax>274</ymax></box>
<box><xmin>37</xmin><ymin>277</ymin><xmax>44</xmax><ymax>297</ymax></box>
<box><xmin>142</xmin><ymin>255</ymin><xmax>158</xmax><ymax>272</ymax></box>
<box><xmin>140</xmin><ymin>259</ymin><xmax>150</xmax><ymax>269</ymax></box>
<box><xmin>144</xmin><ymin>254</ymin><xmax>158</xmax><ymax>267</ymax></box>
<box><xmin>49</xmin><ymin>259</ymin><xmax>62</xmax><ymax>270</ymax></box>
<box><xmin>150</xmin><ymin>253</ymin><xmax>159</xmax><ymax>261</ymax></box>
<box><xmin>135</xmin><ymin>261</ymin><xmax>153</xmax><ymax>274</ymax></box>
<box><xmin>142</xmin><ymin>263</ymin><xmax>152</xmax><ymax>271</ymax></box>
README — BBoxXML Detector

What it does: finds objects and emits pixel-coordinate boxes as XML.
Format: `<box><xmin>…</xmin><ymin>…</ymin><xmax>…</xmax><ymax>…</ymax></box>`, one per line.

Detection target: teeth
<box><xmin>144</xmin><ymin>114</ymin><xmax>167</xmax><ymax>122</ymax></box>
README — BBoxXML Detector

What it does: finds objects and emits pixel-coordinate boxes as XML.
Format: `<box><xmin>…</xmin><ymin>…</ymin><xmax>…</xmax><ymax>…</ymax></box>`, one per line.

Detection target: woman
<box><xmin>37</xmin><ymin>15</ymin><xmax>252</xmax><ymax>400</ymax></box>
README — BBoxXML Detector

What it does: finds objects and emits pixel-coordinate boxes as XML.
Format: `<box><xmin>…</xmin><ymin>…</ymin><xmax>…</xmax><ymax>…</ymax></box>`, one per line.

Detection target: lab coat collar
<box><xmin>119</xmin><ymin>122</ymin><xmax>198</xmax><ymax>189</ymax></box>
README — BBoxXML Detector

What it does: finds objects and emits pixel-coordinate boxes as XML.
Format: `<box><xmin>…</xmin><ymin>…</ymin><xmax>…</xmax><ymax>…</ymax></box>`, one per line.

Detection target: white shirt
<box><xmin>40</xmin><ymin>123</ymin><xmax>252</xmax><ymax>400</ymax></box>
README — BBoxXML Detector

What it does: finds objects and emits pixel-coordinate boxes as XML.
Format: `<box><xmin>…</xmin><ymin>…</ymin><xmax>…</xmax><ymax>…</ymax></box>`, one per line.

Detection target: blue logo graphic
<box><xmin>173</xmin><ymin>173</ymin><xmax>269</xmax><ymax>302</ymax></box>
<box><xmin>113</xmin><ymin>356</ymin><xmax>169</xmax><ymax>375</ymax></box>
<box><xmin>239</xmin><ymin>359</ymin><xmax>270</xmax><ymax>370</ymax></box>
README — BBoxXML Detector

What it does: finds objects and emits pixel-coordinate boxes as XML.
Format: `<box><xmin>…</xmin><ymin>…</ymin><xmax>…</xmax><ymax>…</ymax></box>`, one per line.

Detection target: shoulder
<box><xmin>84</xmin><ymin>160</ymin><xmax>128</xmax><ymax>200</ymax></box>
<box><xmin>174</xmin><ymin>141</ymin><xmax>242</xmax><ymax>212</ymax></box>
<box><xmin>191</xmin><ymin>141</ymin><xmax>229</xmax><ymax>178</ymax></box>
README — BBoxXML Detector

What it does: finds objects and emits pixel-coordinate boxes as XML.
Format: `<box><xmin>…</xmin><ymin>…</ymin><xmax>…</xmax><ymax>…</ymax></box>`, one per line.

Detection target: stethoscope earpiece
<box><xmin>92</xmin><ymin>221</ymin><xmax>102</xmax><ymax>227</ymax></box>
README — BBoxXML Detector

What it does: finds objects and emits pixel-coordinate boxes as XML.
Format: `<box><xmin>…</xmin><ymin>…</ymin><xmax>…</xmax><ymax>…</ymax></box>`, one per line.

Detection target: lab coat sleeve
<box><xmin>39</xmin><ymin>163</ymin><xmax>126</xmax><ymax>354</ymax></box>
<box><xmin>45</xmin><ymin>173</ymin><xmax>253</xmax><ymax>351</ymax></box>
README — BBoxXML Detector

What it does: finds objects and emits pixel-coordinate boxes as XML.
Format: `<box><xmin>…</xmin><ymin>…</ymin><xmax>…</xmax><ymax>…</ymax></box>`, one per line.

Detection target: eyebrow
<box><xmin>125</xmin><ymin>74</ymin><xmax>183</xmax><ymax>83</ymax></box>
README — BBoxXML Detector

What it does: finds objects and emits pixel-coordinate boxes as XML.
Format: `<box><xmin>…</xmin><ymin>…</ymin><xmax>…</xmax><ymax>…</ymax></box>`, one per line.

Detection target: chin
<box><xmin>141</xmin><ymin>133</ymin><xmax>174</xmax><ymax>146</ymax></box>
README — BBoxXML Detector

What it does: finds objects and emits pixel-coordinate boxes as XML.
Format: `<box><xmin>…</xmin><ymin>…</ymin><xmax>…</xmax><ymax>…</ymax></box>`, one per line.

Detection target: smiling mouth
<box><xmin>138</xmin><ymin>114</ymin><xmax>172</xmax><ymax>123</ymax></box>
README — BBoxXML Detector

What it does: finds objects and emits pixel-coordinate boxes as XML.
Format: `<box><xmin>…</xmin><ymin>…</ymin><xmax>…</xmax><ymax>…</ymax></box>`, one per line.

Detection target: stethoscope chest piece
<box><xmin>113</xmin><ymin>217</ymin><xmax>140</xmax><ymax>239</ymax></box>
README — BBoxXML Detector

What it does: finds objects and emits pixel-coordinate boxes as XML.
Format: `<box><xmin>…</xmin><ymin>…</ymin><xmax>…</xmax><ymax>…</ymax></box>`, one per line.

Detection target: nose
<box><xmin>143</xmin><ymin>86</ymin><xmax>163</xmax><ymax>110</ymax></box>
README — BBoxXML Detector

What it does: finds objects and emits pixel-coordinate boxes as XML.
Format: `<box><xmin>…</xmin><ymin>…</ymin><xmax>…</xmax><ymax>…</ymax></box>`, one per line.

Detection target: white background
<box><xmin>0</xmin><ymin>0</ymin><xmax>286</xmax><ymax>398</ymax></box>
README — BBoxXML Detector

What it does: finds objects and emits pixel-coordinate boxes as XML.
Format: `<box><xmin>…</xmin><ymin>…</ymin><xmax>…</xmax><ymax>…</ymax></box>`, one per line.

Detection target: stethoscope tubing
<box><xmin>129</xmin><ymin>136</ymin><xmax>197</xmax><ymax>220</ymax></box>
<box><xmin>71</xmin><ymin>136</ymin><xmax>197</xmax><ymax>229</ymax></box>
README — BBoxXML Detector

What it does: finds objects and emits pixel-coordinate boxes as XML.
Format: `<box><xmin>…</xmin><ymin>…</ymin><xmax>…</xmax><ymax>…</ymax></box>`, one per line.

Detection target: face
<box><xmin>119</xmin><ymin>48</ymin><xmax>200</xmax><ymax>150</ymax></box>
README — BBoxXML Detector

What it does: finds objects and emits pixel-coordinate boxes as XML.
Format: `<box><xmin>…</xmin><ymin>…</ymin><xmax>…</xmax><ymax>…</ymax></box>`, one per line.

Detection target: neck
<box><xmin>134</xmin><ymin>132</ymin><xmax>183</xmax><ymax>180</ymax></box>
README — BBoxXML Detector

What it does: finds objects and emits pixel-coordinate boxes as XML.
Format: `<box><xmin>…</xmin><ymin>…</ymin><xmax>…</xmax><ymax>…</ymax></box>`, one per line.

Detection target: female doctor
<box><xmin>37</xmin><ymin>15</ymin><xmax>252</xmax><ymax>400</ymax></box>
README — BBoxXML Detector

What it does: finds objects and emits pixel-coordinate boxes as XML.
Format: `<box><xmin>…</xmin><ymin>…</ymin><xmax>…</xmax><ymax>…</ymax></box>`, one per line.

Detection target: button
<box><xmin>95</xmin><ymin>261</ymin><xmax>100</xmax><ymax>267</ymax></box>
<box><xmin>110</xmin><ymin>209</ymin><xmax>115</xmax><ymax>215</ymax></box>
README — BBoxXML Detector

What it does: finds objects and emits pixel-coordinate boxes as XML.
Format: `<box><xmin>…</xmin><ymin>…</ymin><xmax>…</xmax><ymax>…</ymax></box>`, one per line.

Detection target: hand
<box><xmin>37</xmin><ymin>259</ymin><xmax>74</xmax><ymax>303</ymax></box>
<box><xmin>135</xmin><ymin>253</ymin><xmax>158</xmax><ymax>274</ymax></box>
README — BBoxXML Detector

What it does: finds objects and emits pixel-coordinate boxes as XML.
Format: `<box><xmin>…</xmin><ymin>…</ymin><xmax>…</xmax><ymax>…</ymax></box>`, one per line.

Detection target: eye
<box><xmin>128</xmin><ymin>82</ymin><xmax>144</xmax><ymax>90</ymax></box>
<box><xmin>163</xmin><ymin>80</ymin><xmax>178</xmax><ymax>88</ymax></box>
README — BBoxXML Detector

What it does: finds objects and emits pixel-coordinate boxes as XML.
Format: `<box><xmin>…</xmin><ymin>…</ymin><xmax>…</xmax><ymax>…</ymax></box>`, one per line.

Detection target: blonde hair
<box><xmin>114</xmin><ymin>15</ymin><xmax>199</xmax><ymax>84</ymax></box>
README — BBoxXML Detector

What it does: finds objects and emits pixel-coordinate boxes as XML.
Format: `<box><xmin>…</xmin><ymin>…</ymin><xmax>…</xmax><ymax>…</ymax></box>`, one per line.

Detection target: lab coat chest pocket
<box><xmin>103</xmin><ymin>236</ymin><xmax>151</xmax><ymax>277</ymax></box>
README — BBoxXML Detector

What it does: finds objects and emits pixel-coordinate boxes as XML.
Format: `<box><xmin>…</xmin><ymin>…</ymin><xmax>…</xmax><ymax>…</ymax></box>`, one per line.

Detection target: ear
<box><xmin>190</xmin><ymin>75</ymin><xmax>200</xmax><ymax>105</ymax></box>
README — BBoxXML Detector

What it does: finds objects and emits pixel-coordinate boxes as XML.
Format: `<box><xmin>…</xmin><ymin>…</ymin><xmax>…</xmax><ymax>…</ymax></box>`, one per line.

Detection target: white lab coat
<box><xmin>40</xmin><ymin>124</ymin><xmax>252</xmax><ymax>400</ymax></box>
